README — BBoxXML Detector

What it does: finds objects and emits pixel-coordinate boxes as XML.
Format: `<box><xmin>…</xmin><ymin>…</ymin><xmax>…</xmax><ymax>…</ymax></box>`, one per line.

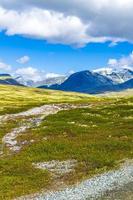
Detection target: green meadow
<box><xmin>0</xmin><ymin>84</ymin><xmax>97</xmax><ymax>115</ymax></box>
<box><xmin>0</xmin><ymin>84</ymin><xmax>133</xmax><ymax>199</ymax></box>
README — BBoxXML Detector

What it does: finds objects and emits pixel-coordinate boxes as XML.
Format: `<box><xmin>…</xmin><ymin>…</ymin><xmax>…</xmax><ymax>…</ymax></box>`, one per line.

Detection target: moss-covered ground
<box><xmin>0</xmin><ymin>85</ymin><xmax>132</xmax><ymax>199</ymax></box>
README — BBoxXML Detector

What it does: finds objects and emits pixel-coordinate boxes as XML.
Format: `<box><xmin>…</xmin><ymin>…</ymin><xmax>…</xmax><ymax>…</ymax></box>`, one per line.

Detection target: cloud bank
<box><xmin>16</xmin><ymin>56</ymin><xmax>30</xmax><ymax>64</ymax></box>
<box><xmin>0</xmin><ymin>0</ymin><xmax>133</xmax><ymax>46</ymax></box>
<box><xmin>15</xmin><ymin>67</ymin><xmax>44</xmax><ymax>82</ymax></box>
<box><xmin>108</xmin><ymin>52</ymin><xmax>133</xmax><ymax>69</ymax></box>
<box><xmin>0</xmin><ymin>6</ymin><xmax>89</xmax><ymax>46</ymax></box>
<box><xmin>15</xmin><ymin>67</ymin><xmax>62</xmax><ymax>82</ymax></box>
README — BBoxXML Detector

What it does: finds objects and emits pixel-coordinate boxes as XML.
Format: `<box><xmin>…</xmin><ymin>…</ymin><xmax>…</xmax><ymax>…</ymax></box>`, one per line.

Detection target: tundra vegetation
<box><xmin>0</xmin><ymin>84</ymin><xmax>132</xmax><ymax>199</ymax></box>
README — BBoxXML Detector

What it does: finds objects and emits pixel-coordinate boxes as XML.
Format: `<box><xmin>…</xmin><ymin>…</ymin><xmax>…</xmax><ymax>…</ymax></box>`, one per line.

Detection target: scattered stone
<box><xmin>30</xmin><ymin>139</ymin><xmax>35</xmax><ymax>143</ymax></box>
<box><xmin>11</xmin><ymin>146</ymin><xmax>21</xmax><ymax>152</ymax></box>
<box><xmin>77</xmin><ymin>124</ymin><xmax>88</xmax><ymax>127</ymax></box>
<box><xmin>43</xmin><ymin>137</ymin><xmax>48</xmax><ymax>141</ymax></box>
<box><xmin>68</xmin><ymin>121</ymin><xmax>75</xmax><ymax>124</ymax></box>
<box><xmin>33</xmin><ymin>159</ymin><xmax>77</xmax><ymax>177</ymax></box>
<box><xmin>21</xmin><ymin>140</ymin><xmax>28</xmax><ymax>145</ymax></box>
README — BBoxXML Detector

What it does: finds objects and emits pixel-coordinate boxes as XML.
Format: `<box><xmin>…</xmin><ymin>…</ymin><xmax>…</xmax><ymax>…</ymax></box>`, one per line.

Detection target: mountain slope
<box><xmin>0</xmin><ymin>84</ymin><xmax>95</xmax><ymax>115</ymax></box>
<box><xmin>115</xmin><ymin>78</ymin><xmax>133</xmax><ymax>90</ymax></box>
<box><xmin>45</xmin><ymin>70</ymin><xmax>114</xmax><ymax>93</ymax></box>
<box><xmin>0</xmin><ymin>74</ymin><xmax>23</xmax><ymax>86</ymax></box>
<box><xmin>15</xmin><ymin>75</ymin><xmax>67</xmax><ymax>87</ymax></box>
<box><xmin>38</xmin><ymin>69</ymin><xmax>133</xmax><ymax>94</ymax></box>
<box><xmin>93</xmin><ymin>67</ymin><xmax>133</xmax><ymax>84</ymax></box>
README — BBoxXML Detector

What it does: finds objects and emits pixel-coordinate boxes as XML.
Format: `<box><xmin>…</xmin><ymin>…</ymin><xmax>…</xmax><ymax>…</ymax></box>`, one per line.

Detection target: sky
<box><xmin>0</xmin><ymin>0</ymin><xmax>133</xmax><ymax>81</ymax></box>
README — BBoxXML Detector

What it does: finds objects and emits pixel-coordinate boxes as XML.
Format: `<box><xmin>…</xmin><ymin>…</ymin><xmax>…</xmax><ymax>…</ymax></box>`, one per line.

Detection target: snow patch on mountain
<box><xmin>15</xmin><ymin>74</ymin><xmax>67</xmax><ymax>87</ymax></box>
<box><xmin>93</xmin><ymin>67</ymin><xmax>133</xmax><ymax>84</ymax></box>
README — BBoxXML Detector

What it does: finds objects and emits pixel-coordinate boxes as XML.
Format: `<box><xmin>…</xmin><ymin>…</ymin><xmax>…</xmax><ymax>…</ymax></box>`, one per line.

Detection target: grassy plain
<box><xmin>0</xmin><ymin>85</ymin><xmax>132</xmax><ymax>199</ymax></box>
<box><xmin>0</xmin><ymin>84</ymin><xmax>97</xmax><ymax>115</ymax></box>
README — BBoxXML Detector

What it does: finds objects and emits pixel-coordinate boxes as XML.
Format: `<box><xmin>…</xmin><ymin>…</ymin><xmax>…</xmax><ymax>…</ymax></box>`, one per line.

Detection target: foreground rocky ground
<box><xmin>100</xmin><ymin>182</ymin><xmax>133</xmax><ymax>200</ymax></box>
<box><xmin>16</xmin><ymin>160</ymin><xmax>133</xmax><ymax>200</ymax></box>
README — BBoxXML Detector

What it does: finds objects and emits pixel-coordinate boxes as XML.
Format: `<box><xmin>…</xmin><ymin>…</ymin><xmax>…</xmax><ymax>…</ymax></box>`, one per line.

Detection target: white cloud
<box><xmin>0</xmin><ymin>6</ymin><xmax>89</xmax><ymax>46</ymax></box>
<box><xmin>0</xmin><ymin>1</ymin><xmax>133</xmax><ymax>46</ymax></box>
<box><xmin>17</xmin><ymin>56</ymin><xmax>30</xmax><ymax>64</ymax></box>
<box><xmin>0</xmin><ymin>60</ymin><xmax>11</xmax><ymax>71</ymax></box>
<box><xmin>15</xmin><ymin>67</ymin><xmax>43</xmax><ymax>82</ymax></box>
<box><xmin>108</xmin><ymin>59</ymin><xmax>118</xmax><ymax>67</ymax></box>
<box><xmin>108</xmin><ymin>52</ymin><xmax>133</xmax><ymax>69</ymax></box>
<box><xmin>45</xmin><ymin>73</ymin><xmax>63</xmax><ymax>79</ymax></box>
<box><xmin>68</xmin><ymin>70</ymin><xmax>75</xmax><ymax>75</ymax></box>
<box><xmin>15</xmin><ymin>67</ymin><xmax>63</xmax><ymax>82</ymax></box>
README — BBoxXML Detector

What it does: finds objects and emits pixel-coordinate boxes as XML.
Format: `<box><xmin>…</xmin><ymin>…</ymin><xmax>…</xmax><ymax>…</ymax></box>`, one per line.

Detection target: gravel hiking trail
<box><xmin>17</xmin><ymin>160</ymin><xmax>133</xmax><ymax>200</ymax></box>
<box><xmin>0</xmin><ymin>104</ymin><xmax>88</xmax><ymax>155</ymax></box>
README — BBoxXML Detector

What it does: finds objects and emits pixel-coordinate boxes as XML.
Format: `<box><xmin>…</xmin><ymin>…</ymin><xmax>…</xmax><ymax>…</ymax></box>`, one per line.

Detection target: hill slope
<box><xmin>0</xmin><ymin>74</ymin><xmax>23</xmax><ymax>86</ymax></box>
<box><xmin>0</xmin><ymin>84</ymin><xmax>96</xmax><ymax>115</ymax></box>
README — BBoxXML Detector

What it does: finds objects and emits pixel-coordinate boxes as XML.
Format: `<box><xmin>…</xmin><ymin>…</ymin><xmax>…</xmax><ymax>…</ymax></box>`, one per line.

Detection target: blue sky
<box><xmin>0</xmin><ymin>0</ymin><xmax>133</xmax><ymax>81</ymax></box>
<box><xmin>0</xmin><ymin>32</ymin><xmax>133</xmax><ymax>74</ymax></box>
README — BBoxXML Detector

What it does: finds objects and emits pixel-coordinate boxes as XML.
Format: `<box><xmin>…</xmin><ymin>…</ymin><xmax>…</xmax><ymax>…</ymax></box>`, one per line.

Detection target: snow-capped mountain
<box><xmin>13</xmin><ymin>66</ymin><xmax>133</xmax><ymax>94</ymax></box>
<box><xmin>93</xmin><ymin>67</ymin><xmax>133</xmax><ymax>84</ymax></box>
<box><xmin>15</xmin><ymin>76</ymin><xmax>34</xmax><ymax>87</ymax></box>
<box><xmin>39</xmin><ymin>68</ymin><xmax>133</xmax><ymax>94</ymax></box>
<box><xmin>15</xmin><ymin>74</ymin><xmax>67</xmax><ymax>87</ymax></box>
<box><xmin>40</xmin><ymin>70</ymin><xmax>114</xmax><ymax>94</ymax></box>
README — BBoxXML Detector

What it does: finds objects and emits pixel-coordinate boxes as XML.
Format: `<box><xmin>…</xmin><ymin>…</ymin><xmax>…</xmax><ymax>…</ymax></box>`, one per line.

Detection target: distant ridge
<box><xmin>93</xmin><ymin>67</ymin><xmax>133</xmax><ymax>84</ymax></box>
<box><xmin>0</xmin><ymin>74</ymin><xmax>23</xmax><ymax>86</ymax></box>
<box><xmin>39</xmin><ymin>68</ymin><xmax>133</xmax><ymax>94</ymax></box>
<box><xmin>115</xmin><ymin>78</ymin><xmax>133</xmax><ymax>90</ymax></box>
<box><xmin>0</xmin><ymin>74</ymin><xmax>11</xmax><ymax>77</ymax></box>
<box><xmin>39</xmin><ymin>70</ymin><xmax>114</xmax><ymax>93</ymax></box>
<box><xmin>15</xmin><ymin>74</ymin><xmax>67</xmax><ymax>87</ymax></box>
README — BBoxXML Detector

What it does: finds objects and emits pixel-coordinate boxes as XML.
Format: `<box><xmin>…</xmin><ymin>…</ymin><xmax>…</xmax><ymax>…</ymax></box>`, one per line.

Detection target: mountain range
<box><xmin>93</xmin><ymin>67</ymin><xmax>133</xmax><ymax>84</ymax></box>
<box><xmin>39</xmin><ymin>67</ymin><xmax>133</xmax><ymax>94</ymax></box>
<box><xmin>0</xmin><ymin>67</ymin><xmax>133</xmax><ymax>94</ymax></box>
<box><xmin>15</xmin><ymin>74</ymin><xmax>67</xmax><ymax>87</ymax></box>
